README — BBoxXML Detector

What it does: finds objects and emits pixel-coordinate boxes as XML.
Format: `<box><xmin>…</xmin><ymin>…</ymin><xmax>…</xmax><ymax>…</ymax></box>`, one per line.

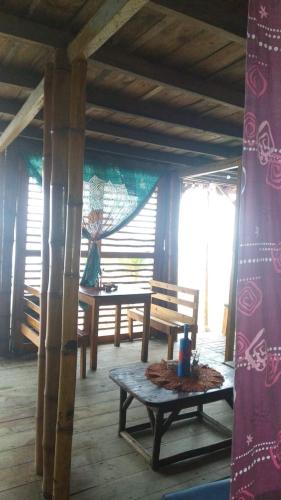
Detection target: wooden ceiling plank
<box><xmin>90</xmin><ymin>47</ymin><xmax>244</xmax><ymax>111</ymax></box>
<box><xmin>0</xmin><ymin>80</ymin><xmax>44</xmax><ymax>152</ymax></box>
<box><xmin>150</xmin><ymin>0</ymin><xmax>246</xmax><ymax>46</ymax></box>
<box><xmin>68</xmin><ymin>0</ymin><xmax>149</xmax><ymax>61</ymax></box>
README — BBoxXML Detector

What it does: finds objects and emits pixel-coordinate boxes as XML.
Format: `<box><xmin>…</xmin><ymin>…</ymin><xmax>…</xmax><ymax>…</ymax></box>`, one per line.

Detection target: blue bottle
<box><xmin>177</xmin><ymin>324</ymin><xmax>192</xmax><ymax>377</ymax></box>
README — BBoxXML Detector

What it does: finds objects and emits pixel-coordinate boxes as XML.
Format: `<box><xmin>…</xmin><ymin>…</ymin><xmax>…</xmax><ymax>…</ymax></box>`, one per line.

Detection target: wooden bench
<box><xmin>21</xmin><ymin>285</ymin><xmax>89</xmax><ymax>379</ymax></box>
<box><xmin>127</xmin><ymin>280</ymin><xmax>199</xmax><ymax>359</ymax></box>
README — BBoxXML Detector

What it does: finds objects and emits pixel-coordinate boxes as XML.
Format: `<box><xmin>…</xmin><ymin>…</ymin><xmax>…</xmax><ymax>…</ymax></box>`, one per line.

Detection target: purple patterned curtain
<box><xmin>231</xmin><ymin>1</ymin><xmax>281</xmax><ymax>498</ymax></box>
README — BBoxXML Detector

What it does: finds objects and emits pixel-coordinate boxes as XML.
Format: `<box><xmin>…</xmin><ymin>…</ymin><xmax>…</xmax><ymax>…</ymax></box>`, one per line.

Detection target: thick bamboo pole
<box><xmin>0</xmin><ymin>149</ymin><xmax>18</xmax><ymax>355</ymax></box>
<box><xmin>10</xmin><ymin>160</ymin><xmax>29</xmax><ymax>352</ymax></box>
<box><xmin>36</xmin><ymin>63</ymin><xmax>54</xmax><ymax>476</ymax></box>
<box><xmin>53</xmin><ymin>57</ymin><xmax>87</xmax><ymax>500</ymax></box>
<box><xmin>42</xmin><ymin>51</ymin><xmax>71</xmax><ymax>499</ymax></box>
<box><xmin>224</xmin><ymin>166</ymin><xmax>242</xmax><ymax>362</ymax></box>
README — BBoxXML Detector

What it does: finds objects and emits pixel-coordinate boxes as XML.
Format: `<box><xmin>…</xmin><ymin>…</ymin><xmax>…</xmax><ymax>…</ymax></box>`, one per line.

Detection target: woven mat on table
<box><xmin>146</xmin><ymin>360</ymin><xmax>224</xmax><ymax>392</ymax></box>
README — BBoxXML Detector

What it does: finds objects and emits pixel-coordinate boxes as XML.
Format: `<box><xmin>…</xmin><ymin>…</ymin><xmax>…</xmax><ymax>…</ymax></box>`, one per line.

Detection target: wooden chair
<box><xmin>127</xmin><ymin>280</ymin><xmax>199</xmax><ymax>359</ymax></box>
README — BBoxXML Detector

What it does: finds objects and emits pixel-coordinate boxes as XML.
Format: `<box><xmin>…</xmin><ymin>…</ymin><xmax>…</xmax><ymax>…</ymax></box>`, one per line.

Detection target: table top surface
<box><xmin>109</xmin><ymin>362</ymin><xmax>234</xmax><ymax>407</ymax></box>
<box><xmin>79</xmin><ymin>285</ymin><xmax>153</xmax><ymax>299</ymax></box>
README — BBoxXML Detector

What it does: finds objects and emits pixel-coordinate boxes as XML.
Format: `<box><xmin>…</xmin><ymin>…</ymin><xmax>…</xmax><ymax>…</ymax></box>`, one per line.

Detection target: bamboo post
<box><xmin>224</xmin><ymin>166</ymin><xmax>242</xmax><ymax>362</ymax></box>
<box><xmin>0</xmin><ymin>149</ymin><xmax>19</xmax><ymax>355</ymax></box>
<box><xmin>10</xmin><ymin>160</ymin><xmax>29</xmax><ymax>352</ymax></box>
<box><xmin>43</xmin><ymin>51</ymin><xmax>71</xmax><ymax>499</ymax></box>
<box><xmin>0</xmin><ymin>152</ymin><xmax>6</xmax><ymax>354</ymax></box>
<box><xmin>204</xmin><ymin>188</ymin><xmax>210</xmax><ymax>332</ymax></box>
<box><xmin>53</xmin><ymin>57</ymin><xmax>87</xmax><ymax>500</ymax></box>
<box><xmin>36</xmin><ymin>63</ymin><xmax>54</xmax><ymax>476</ymax></box>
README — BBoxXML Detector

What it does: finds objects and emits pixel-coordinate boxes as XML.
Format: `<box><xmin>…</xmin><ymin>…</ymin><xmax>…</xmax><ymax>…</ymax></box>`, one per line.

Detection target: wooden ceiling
<box><xmin>0</xmin><ymin>0</ymin><xmax>247</xmax><ymax>180</ymax></box>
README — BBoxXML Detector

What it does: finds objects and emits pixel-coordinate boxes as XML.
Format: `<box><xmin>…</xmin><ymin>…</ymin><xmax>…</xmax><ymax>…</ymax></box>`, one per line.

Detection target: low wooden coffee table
<box><xmin>110</xmin><ymin>362</ymin><xmax>233</xmax><ymax>470</ymax></box>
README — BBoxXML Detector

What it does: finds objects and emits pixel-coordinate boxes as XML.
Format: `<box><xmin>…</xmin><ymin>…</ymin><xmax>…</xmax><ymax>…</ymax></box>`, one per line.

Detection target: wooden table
<box><xmin>79</xmin><ymin>286</ymin><xmax>153</xmax><ymax>370</ymax></box>
<box><xmin>110</xmin><ymin>362</ymin><xmax>233</xmax><ymax>470</ymax></box>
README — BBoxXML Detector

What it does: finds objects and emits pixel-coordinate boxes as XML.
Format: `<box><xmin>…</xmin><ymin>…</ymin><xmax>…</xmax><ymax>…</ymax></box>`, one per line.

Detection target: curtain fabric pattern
<box><xmin>232</xmin><ymin>1</ymin><xmax>281</xmax><ymax>498</ymax></box>
<box><xmin>81</xmin><ymin>164</ymin><xmax>159</xmax><ymax>286</ymax></box>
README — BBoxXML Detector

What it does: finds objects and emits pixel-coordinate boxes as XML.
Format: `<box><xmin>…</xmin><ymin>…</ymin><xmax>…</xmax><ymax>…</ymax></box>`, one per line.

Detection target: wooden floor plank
<box><xmin>0</xmin><ymin>334</ymin><xmax>231</xmax><ymax>499</ymax></box>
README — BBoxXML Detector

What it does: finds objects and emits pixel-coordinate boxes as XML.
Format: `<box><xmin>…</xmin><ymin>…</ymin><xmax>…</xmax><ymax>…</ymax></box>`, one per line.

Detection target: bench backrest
<box><xmin>150</xmin><ymin>279</ymin><xmax>199</xmax><ymax>328</ymax></box>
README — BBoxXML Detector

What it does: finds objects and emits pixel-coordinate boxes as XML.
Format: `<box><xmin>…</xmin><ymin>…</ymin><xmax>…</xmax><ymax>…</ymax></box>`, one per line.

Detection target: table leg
<box><xmin>114</xmin><ymin>304</ymin><xmax>121</xmax><ymax>347</ymax></box>
<box><xmin>90</xmin><ymin>301</ymin><xmax>99</xmax><ymax>371</ymax></box>
<box><xmin>119</xmin><ymin>388</ymin><xmax>127</xmax><ymax>434</ymax></box>
<box><xmin>141</xmin><ymin>299</ymin><xmax>151</xmax><ymax>362</ymax></box>
<box><xmin>151</xmin><ymin>409</ymin><xmax>164</xmax><ymax>471</ymax></box>
<box><xmin>84</xmin><ymin>306</ymin><xmax>91</xmax><ymax>335</ymax></box>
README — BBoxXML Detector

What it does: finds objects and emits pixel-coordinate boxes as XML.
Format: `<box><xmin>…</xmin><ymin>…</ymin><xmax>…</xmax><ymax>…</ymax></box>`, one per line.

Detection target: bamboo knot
<box><xmin>67</xmin><ymin>201</ymin><xmax>83</xmax><ymax>207</ymax></box>
<box><xmin>62</xmin><ymin>340</ymin><xmax>77</xmax><ymax>354</ymax></box>
<box><xmin>64</xmin><ymin>272</ymin><xmax>80</xmax><ymax>278</ymax></box>
<box><xmin>57</xmin><ymin>424</ymin><xmax>74</xmax><ymax>434</ymax></box>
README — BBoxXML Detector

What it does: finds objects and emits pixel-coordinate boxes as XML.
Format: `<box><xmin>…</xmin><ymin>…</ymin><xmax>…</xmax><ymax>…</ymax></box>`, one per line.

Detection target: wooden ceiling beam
<box><xmin>0</xmin><ymin>90</ymin><xmax>242</xmax><ymax>158</ymax></box>
<box><xmin>86</xmin><ymin>118</ymin><xmax>241</xmax><ymax>159</ymax></box>
<box><xmin>0</xmin><ymin>2</ymin><xmax>246</xmax><ymax>50</ymax></box>
<box><xmin>90</xmin><ymin>48</ymin><xmax>244</xmax><ymax>111</ymax></box>
<box><xmin>86</xmin><ymin>89</ymin><xmax>242</xmax><ymax>140</ymax></box>
<box><xmin>0</xmin><ymin>67</ymin><xmax>40</xmax><ymax>91</ymax></box>
<box><xmin>0</xmin><ymin>80</ymin><xmax>44</xmax><ymax>152</ymax></box>
<box><xmin>0</xmin><ymin>0</ymin><xmax>149</xmax><ymax>150</ymax></box>
<box><xmin>1</xmin><ymin>120</ymin><xmax>198</xmax><ymax>169</ymax></box>
<box><xmin>85</xmin><ymin>138</ymin><xmax>190</xmax><ymax>167</ymax></box>
<box><xmin>0</xmin><ymin>12</ymin><xmax>70</xmax><ymax>48</ymax></box>
<box><xmin>150</xmin><ymin>0</ymin><xmax>246</xmax><ymax>46</ymax></box>
<box><xmin>180</xmin><ymin>157</ymin><xmax>241</xmax><ymax>178</ymax></box>
<box><xmin>68</xmin><ymin>0</ymin><xmax>149</xmax><ymax>61</ymax></box>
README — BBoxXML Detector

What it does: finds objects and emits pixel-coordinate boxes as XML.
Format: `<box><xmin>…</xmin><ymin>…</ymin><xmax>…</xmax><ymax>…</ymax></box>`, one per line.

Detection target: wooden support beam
<box><xmin>0</xmin><ymin>80</ymin><xmax>44</xmax><ymax>152</ymax></box>
<box><xmin>91</xmin><ymin>47</ymin><xmax>244</xmax><ymax>111</ymax></box>
<box><xmin>68</xmin><ymin>0</ymin><xmax>149</xmax><ymax>61</ymax></box>
<box><xmin>150</xmin><ymin>0</ymin><xmax>246</xmax><ymax>46</ymax></box>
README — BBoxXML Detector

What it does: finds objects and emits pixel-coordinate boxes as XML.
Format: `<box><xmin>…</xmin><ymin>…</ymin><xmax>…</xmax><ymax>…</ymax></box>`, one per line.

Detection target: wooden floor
<box><xmin>0</xmin><ymin>334</ymin><xmax>233</xmax><ymax>499</ymax></box>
